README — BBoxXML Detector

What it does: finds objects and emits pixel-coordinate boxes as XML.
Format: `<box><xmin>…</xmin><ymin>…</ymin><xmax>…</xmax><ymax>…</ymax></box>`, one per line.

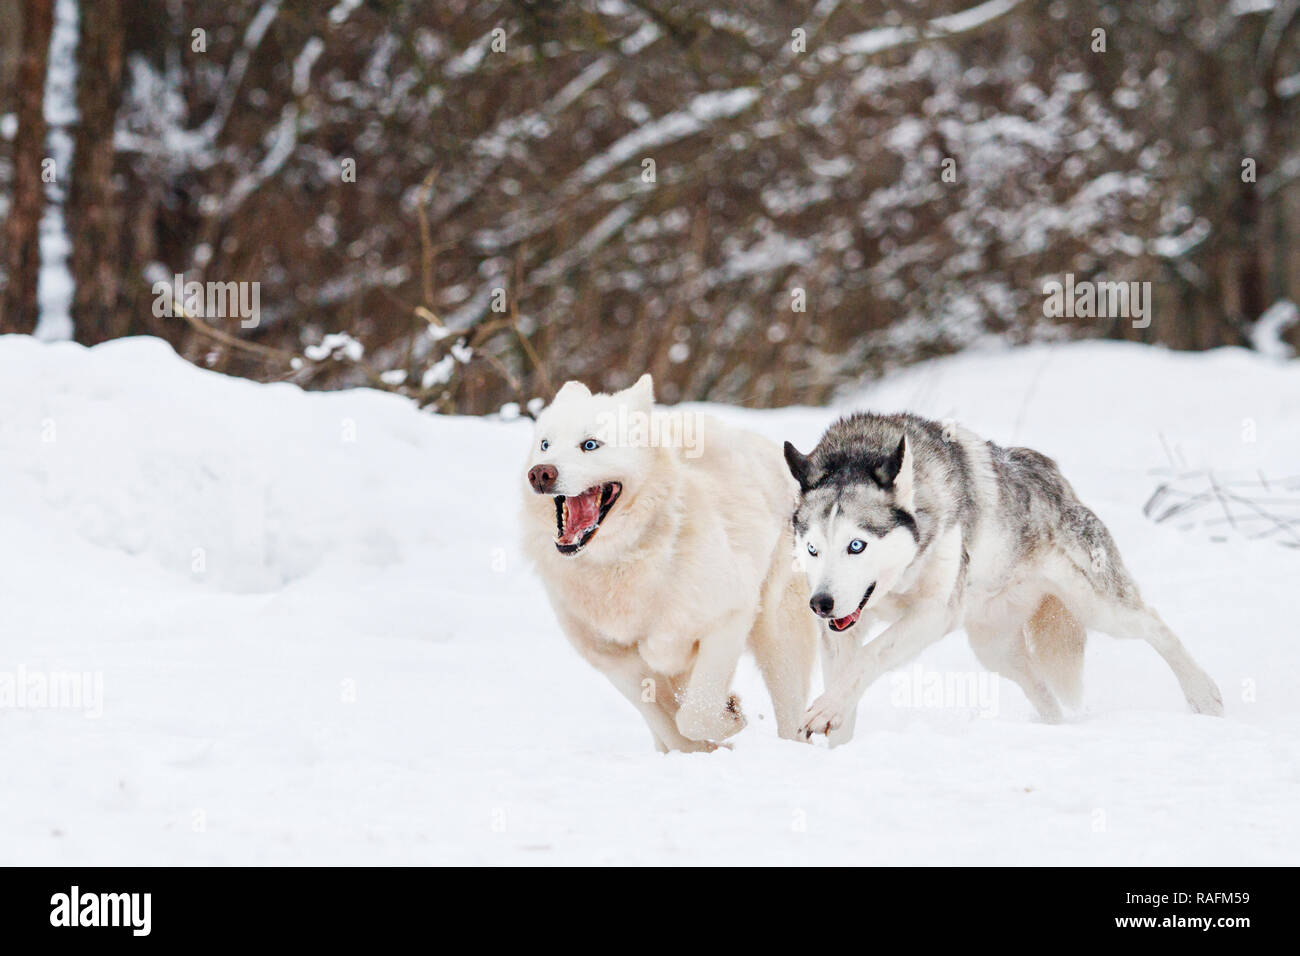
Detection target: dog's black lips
<box><xmin>828</xmin><ymin>582</ymin><xmax>875</xmax><ymax>632</ymax></box>
<box><xmin>554</xmin><ymin>482</ymin><xmax>622</xmax><ymax>555</ymax></box>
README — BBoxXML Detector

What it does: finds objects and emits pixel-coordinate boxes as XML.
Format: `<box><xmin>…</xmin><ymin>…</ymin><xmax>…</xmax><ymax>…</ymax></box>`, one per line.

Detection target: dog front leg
<box><xmin>560</xmin><ymin>615</ymin><xmax>713</xmax><ymax>753</ymax></box>
<box><xmin>593</xmin><ymin>647</ymin><xmax>718</xmax><ymax>753</ymax></box>
<box><xmin>673</xmin><ymin>617</ymin><xmax>750</xmax><ymax>743</ymax></box>
<box><xmin>819</xmin><ymin>624</ymin><xmax>862</xmax><ymax>747</ymax></box>
<box><xmin>801</xmin><ymin>603</ymin><xmax>951</xmax><ymax>739</ymax></box>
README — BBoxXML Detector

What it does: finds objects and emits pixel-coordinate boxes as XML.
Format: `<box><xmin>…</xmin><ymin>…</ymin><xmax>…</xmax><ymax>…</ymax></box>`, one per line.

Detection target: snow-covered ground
<box><xmin>1</xmin><ymin>334</ymin><xmax>1297</xmax><ymax>865</ymax></box>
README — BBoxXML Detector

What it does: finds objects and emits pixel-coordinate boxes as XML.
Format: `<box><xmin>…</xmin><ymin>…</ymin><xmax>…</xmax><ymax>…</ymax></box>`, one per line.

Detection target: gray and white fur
<box><xmin>784</xmin><ymin>412</ymin><xmax>1223</xmax><ymax>744</ymax></box>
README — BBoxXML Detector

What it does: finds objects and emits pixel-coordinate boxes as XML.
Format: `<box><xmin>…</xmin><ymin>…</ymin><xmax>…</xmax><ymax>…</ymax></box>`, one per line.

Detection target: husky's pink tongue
<box><xmin>831</xmin><ymin>608</ymin><xmax>862</xmax><ymax>631</ymax></box>
<box><xmin>558</xmin><ymin>487</ymin><xmax>602</xmax><ymax>545</ymax></box>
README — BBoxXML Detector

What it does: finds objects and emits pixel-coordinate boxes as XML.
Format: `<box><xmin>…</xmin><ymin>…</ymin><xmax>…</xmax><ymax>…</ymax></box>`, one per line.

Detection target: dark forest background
<box><xmin>1</xmin><ymin>0</ymin><xmax>1298</xmax><ymax>413</ymax></box>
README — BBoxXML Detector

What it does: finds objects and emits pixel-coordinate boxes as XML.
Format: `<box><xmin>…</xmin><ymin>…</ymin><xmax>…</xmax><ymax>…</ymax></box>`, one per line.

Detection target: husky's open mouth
<box><xmin>554</xmin><ymin>482</ymin><xmax>622</xmax><ymax>555</ymax></box>
<box><xmin>828</xmin><ymin>583</ymin><xmax>875</xmax><ymax>632</ymax></box>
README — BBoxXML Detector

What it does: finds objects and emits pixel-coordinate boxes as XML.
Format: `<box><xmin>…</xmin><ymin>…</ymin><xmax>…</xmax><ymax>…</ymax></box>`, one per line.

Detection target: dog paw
<box><xmin>676</xmin><ymin>694</ymin><xmax>746</xmax><ymax>742</ymax></box>
<box><xmin>826</xmin><ymin>723</ymin><xmax>857</xmax><ymax>748</ymax></box>
<box><xmin>1188</xmin><ymin>679</ymin><xmax>1224</xmax><ymax>717</ymax></box>
<box><xmin>800</xmin><ymin>692</ymin><xmax>852</xmax><ymax>740</ymax></box>
<box><xmin>676</xmin><ymin>738</ymin><xmax>723</xmax><ymax>754</ymax></box>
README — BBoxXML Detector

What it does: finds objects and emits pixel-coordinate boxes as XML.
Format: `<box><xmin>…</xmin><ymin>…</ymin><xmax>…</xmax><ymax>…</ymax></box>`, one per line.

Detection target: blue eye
<box><xmin>581</xmin><ymin>439</ymin><xmax>600</xmax><ymax>451</ymax></box>
<box><xmin>848</xmin><ymin>539</ymin><xmax>866</xmax><ymax>554</ymax></box>
<box><xmin>540</xmin><ymin>439</ymin><xmax>549</xmax><ymax>451</ymax></box>
<box><xmin>807</xmin><ymin>543</ymin><xmax>818</xmax><ymax>557</ymax></box>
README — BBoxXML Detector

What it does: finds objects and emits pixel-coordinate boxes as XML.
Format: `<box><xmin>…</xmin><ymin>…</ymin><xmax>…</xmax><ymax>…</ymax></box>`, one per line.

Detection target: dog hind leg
<box><xmin>1088</xmin><ymin>597</ymin><xmax>1224</xmax><ymax>716</ymax></box>
<box><xmin>1051</xmin><ymin>505</ymin><xmax>1222</xmax><ymax>716</ymax></box>
<box><xmin>967</xmin><ymin>619</ymin><xmax>1064</xmax><ymax>723</ymax></box>
<box><xmin>1049</xmin><ymin>552</ymin><xmax>1223</xmax><ymax>716</ymax></box>
<box><xmin>1022</xmin><ymin>593</ymin><xmax>1087</xmax><ymax>710</ymax></box>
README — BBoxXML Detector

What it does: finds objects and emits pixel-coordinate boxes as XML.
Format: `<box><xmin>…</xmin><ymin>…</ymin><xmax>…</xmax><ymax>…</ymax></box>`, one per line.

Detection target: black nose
<box><xmin>810</xmin><ymin>593</ymin><xmax>834</xmax><ymax>617</ymax></box>
<box><xmin>528</xmin><ymin>464</ymin><xmax>557</xmax><ymax>494</ymax></box>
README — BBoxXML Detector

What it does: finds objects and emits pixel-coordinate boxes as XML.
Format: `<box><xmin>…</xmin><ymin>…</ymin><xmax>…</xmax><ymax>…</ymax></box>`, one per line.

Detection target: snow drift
<box><xmin>1</xmin><ymin>334</ymin><xmax>1297</xmax><ymax>864</ymax></box>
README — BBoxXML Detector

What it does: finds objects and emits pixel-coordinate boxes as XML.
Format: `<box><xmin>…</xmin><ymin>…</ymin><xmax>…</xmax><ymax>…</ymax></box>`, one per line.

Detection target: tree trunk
<box><xmin>0</xmin><ymin>0</ymin><xmax>54</xmax><ymax>334</ymax></box>
<box><xmin>70</xmin><ymin>0</ymin><xmax>125</xmax><ymax>343</ymax></box>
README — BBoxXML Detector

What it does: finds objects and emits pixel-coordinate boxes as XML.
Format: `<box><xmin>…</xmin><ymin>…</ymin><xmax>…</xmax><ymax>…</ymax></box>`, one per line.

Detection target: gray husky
<box><xmin>783</xmin><ymin>412</ymin><xmax>1223</xmax><ymax>745</ymax></box>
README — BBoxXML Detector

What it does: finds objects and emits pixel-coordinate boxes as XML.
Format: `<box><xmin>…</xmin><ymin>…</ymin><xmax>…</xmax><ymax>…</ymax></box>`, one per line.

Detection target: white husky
<box><xmin>521</xmin><ymin>375</ymin><xmax>817</xmax><ymax>752</ymax></box>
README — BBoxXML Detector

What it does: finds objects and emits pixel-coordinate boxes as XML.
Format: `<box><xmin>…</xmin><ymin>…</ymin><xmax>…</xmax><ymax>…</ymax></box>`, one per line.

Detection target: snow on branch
<box><xmin>840</xmin><ymin>0</ymin><xmax>1026</xmax><ymax>56</ymax></box>
<box><xmin>570</xmin><ymin>87</ymin><xmax>760</xmax><ymax>187</ymax></box>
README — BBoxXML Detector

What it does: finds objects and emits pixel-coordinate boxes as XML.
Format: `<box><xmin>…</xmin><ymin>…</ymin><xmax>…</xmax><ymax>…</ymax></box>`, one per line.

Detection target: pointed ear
<box><xmin>624</xmin><ymin>373</ymin><xmax>654</xmax><ymax>409</ymax></box>
<box><xmin>554</xmin><ymin>380</ymin><xmax>592</xmax><ymax>404</ymax></box>
<box><xmin>875</xmin><ymin>435</ymin><xmax>914</xmax><ymax>509</ymax></box>
<box><xmin>783</xmin><ymin>441</ymin><xmax>815</xmax><ymax>493</ymax></box>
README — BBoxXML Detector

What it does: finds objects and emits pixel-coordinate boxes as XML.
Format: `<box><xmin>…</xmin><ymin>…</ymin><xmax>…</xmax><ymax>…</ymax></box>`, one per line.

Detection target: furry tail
<box><xmin>1023</xmin><ymin>595</ymin><xmax>1087</xmax><ymax>709</ymax></box>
